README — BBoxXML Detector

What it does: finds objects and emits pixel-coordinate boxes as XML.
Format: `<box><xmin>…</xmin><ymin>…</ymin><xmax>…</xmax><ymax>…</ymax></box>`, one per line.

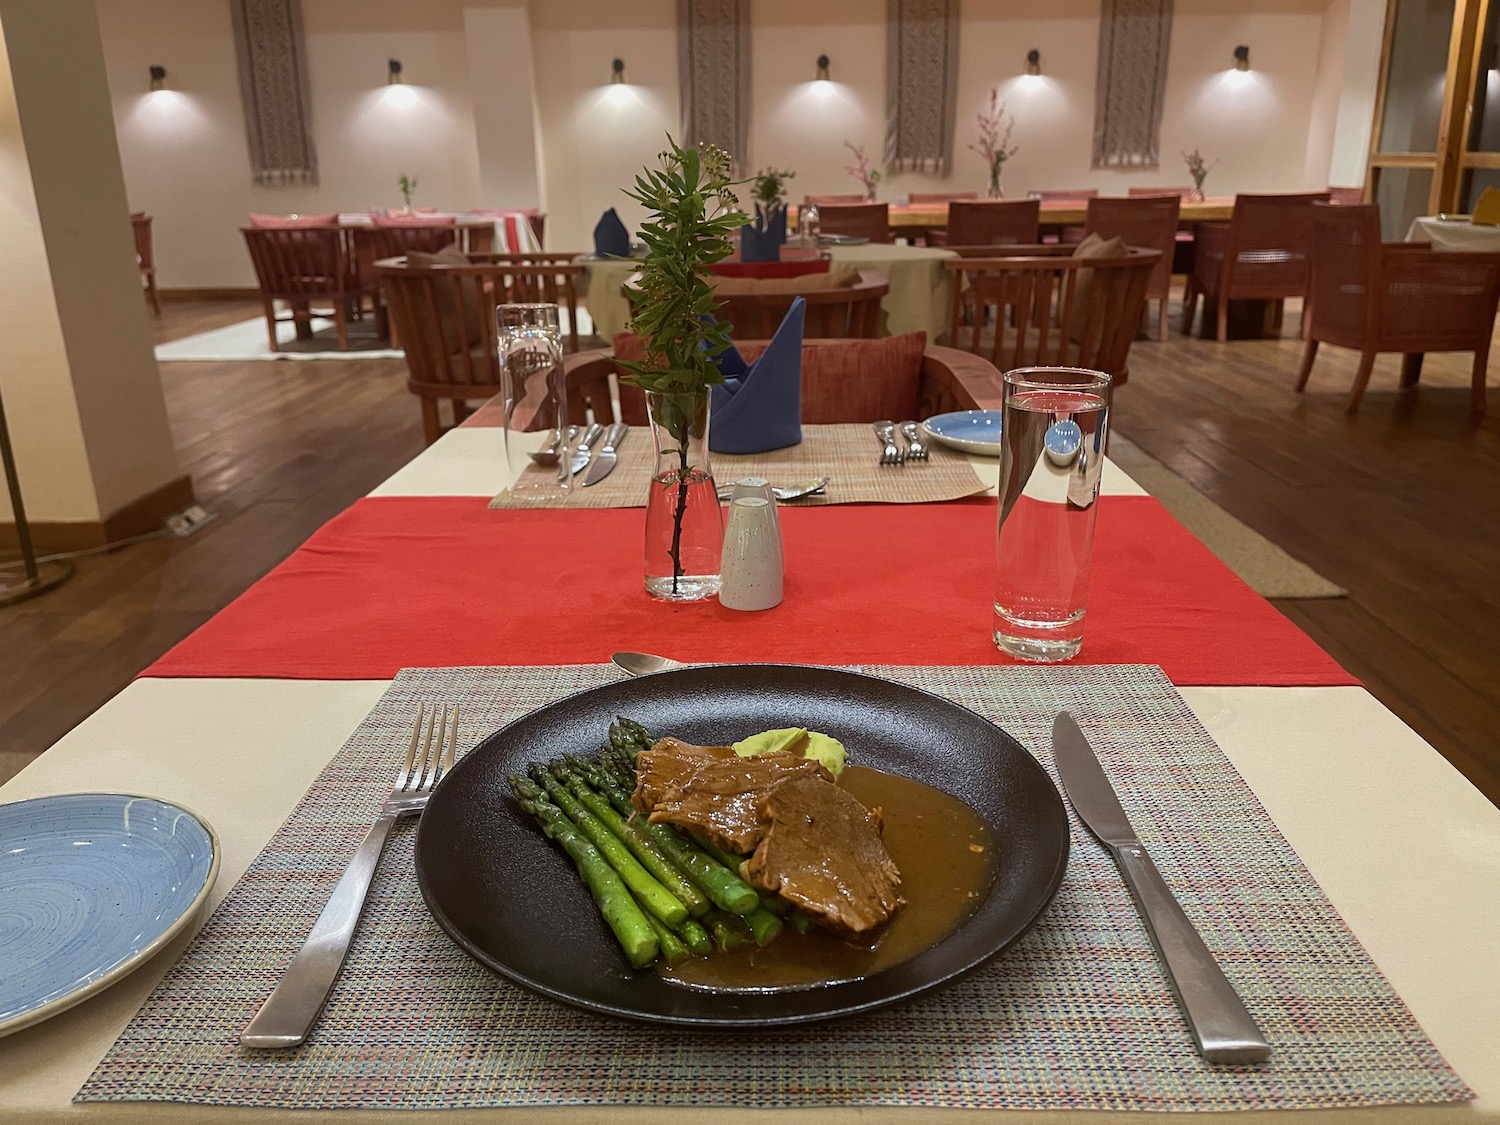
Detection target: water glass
<box><xmin>497</xmin><ymin>303</ymin><xmax>574</xmax><ymax>497</ymax></box>
<box><xmin>993</xmin><ymin>367</ymin><xmax>1111</xmax><ymax>661</ymax></box>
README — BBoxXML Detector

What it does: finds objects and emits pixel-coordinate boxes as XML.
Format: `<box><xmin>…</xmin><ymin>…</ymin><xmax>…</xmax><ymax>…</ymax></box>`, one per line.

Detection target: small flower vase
<box><xmin>1188</xmin><ymin>184</ymin><xmax>1206</xmax><ymax>203</ymax></box>
<box><xmin>987</xmin><ymin>165</ymin><xmax>1004</xmax><ymax>200</ymax></box>
<box><xmin>865</xmin><ymin>186</ymin><xmax>878</xmax><ymax>203</ymax></box>
<box><xmin>644</xmin><ymin>389</ymin><xmax>723</xmax><ymax>601</ymax></box>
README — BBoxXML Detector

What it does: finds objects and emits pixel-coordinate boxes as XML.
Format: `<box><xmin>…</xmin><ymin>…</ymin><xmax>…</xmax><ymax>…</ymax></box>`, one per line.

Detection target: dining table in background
<box><xmin>1405</xmin><ymin>215</ymin><xmax>1500</xmax><ymax>251</ymax></box>
<box><xmin>579</xmin><ymin>242</ymin><xmax>955</xmax><ymax>340</ymax></box>
<box><xmin>787</xmin><ymin>196</ymin><xmax>1237</xmax><ymax>241</ymax></box>
<box><xmin>0</xmin><ymin>395</ymin><xmax>1497</xmax><ymax>1122</ymax></box>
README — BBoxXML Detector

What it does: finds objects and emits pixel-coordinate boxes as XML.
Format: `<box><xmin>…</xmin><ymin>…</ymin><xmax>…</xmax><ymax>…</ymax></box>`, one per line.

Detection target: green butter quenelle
<box><xmin>733</xmin><ymin>727</ymin><xmax>847</xmax><ymax>778</ymax></box>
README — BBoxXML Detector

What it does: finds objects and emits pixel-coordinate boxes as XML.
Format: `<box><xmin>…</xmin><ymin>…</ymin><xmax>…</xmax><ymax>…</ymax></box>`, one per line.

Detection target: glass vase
<box><xmin>1188</xmin><ymin>185</ymin><xmax>1206</xmax><ymax>202</ymax></box>
<box><xmin>643</xmin><ymin>389</ymin><xmax>723</xmax><ymax>601</ymax></box>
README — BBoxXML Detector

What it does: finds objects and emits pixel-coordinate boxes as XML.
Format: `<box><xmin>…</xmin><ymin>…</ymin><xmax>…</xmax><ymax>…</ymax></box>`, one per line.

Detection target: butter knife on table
<box><xmin>1051</xmin><ymin>712</ymin><xmax>1271</xmax><ymax>1065</ymax></box>
<box><xmin>581</xmin><ymin>423</ymin><xmax>628</xmax><ymax>487</ymax></box>
<box><xmin>568</xmin><ymin>423</ymin><xmax>606</xmax><ymax>476</ymax></box>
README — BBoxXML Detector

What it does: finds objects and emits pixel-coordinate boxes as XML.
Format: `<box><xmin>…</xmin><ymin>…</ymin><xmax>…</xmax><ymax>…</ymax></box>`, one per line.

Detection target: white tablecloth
<box><xmin>579</xmin><ymin>243</ymin><xmax>954</xmax><ymax>341</ymax></box>
<box><xmin>1406</xmin><ymin>215</ymin><xmax>1500</xmax><ymax>252</ymax></box>
<box><xmin>2</xmin><ymin>428</ymin><xmax>1498</xmax><ymax>1124</ymax></box>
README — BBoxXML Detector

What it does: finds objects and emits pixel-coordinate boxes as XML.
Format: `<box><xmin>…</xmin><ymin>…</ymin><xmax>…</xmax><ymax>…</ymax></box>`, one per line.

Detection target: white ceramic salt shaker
<box><xmin>727</xmin><ymin>476</ymin><xmax>783</xmax><ymax>555</ymax></box>
<box><xmin>719</xmin><ymin>497</ymin><xmax>783</xmax><ymax>611</ymax></box>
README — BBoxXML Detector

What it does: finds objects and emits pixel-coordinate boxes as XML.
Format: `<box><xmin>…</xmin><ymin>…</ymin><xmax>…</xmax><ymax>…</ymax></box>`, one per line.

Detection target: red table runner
<box><xmin>143</xmin><ymin>496</ymin><xmax>1355</xmax><ymax>686</ymax></box>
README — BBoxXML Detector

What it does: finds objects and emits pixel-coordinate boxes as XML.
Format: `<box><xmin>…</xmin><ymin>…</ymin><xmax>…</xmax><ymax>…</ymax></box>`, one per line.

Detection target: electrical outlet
<box><xmin>164</xmin><ymin>505</ymin><xmax>215</xmax><ymax>537</ymax></box>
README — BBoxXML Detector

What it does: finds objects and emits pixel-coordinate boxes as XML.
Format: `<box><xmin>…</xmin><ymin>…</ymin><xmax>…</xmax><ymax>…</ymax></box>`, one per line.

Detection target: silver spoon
<box><xmin>715</xmin><ymin>476</ymin><xmax>829</xmax><ymax>502</ymax></box>
<box><xmin>611</xmin><ymin>651</ymin><xmax>685</xmax><ymax>677</ymax></box>
<box><xmin>528</xmin><ymin>425</ymin><xmax>580</xmax><ymax>466</ymax></box>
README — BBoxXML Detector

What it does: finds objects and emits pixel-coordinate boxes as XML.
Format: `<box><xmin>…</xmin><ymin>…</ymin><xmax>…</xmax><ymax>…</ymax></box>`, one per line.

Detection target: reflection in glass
<box><xmin>1376</xmin><ymin>0</ymin><xmax>1455</xmax><ymax>154</ymax></box>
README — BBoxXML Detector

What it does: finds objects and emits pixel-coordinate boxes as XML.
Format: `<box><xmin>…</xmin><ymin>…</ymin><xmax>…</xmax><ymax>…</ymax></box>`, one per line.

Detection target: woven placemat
<box><xmin>488</xmin><ymin>423</ymin><xmax>987</xmax><ymax>509</ymax></box>
<box><xmin>77</xmin><ymin>665</ymin><xmax>1470</xmax><ymax>1112</ymax></box>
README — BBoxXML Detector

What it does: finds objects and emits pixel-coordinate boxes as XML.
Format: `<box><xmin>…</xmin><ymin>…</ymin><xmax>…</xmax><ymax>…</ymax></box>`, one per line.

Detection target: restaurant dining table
<box><xmin>580</xmin><ymin>242</ymin><xmax>954</xmax><ymax>340</ymax></box>
<box><xmin>1405</xmin><ymin>215</ymin><xmax>1500</xmax><ymax>251</ymax></box>
<box><xmin>1</xmin><ymin>395</ymin><xmax>1498</xmax><ymax>1123</ymax></box>
<box><xmin>787</xmin><ymin>196</ymin><xmax>1236</xmax><ymax>240</ymax></box>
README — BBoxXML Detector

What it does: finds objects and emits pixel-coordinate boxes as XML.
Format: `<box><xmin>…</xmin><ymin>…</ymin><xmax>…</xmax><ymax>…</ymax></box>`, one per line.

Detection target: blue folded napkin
<box><xmin>710</xmin><ymin>298</ymin><xmax>805</xmax><ymax>454</ymax></box>
<box><xmin>593</xmin><ymin>208</ymin><xmax>631</xmax><ymax>257</ymax></box>
<box><xmin>740</xmin><ymin>206</ymin><xmax>787</xmax><ymax>262</ymax></box>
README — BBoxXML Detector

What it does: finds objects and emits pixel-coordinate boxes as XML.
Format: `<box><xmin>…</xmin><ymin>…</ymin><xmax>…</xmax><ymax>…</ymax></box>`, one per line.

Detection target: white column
<box><xmin>0</xmin><ymin>0</ymin><xmax>186</xmax><ymax>545</ymax></box>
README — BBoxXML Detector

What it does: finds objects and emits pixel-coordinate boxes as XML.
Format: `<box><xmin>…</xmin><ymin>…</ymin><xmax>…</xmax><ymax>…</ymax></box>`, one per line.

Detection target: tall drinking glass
<box><xmin>497</xmin><ymin>303</ymin><xmax>575</xmax><ymax>498</ymax></box>
<box><xmin>993</xmin><ymin>367</ymin><xmax>1111</xmax><ymax>661</ymax></box>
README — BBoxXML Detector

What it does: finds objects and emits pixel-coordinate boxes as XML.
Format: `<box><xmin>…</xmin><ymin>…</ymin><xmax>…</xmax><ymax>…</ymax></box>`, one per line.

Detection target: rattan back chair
<box><xmin>376</xmin><ymin>253</ymin><xmax>585</xmax><ymax>444</ymax></box>
<box><xmin>242</xmin><ymin>225</ymin><xmax>368</xmax><ymax>352</ymax></box>
<box><xmin>1297</xmin><ymin>203</ymin><xmax>1500</xmax><ymax>413</ymax></box>
<box><xmin>1183</xmin><ymin>191</ymin><xmax>1330</xmax><ymax>340</ymax></box>
<box><xmin>1084</xmin><ymin>195</ymin><xmax>1181</xmax><ymax>339</ymax></box>
<box><xmin>943</xmin><ymin>245</ymin><xmax>1158</xmax><ymax>382</ymax></box>
<box><xmin>933</xmin><ymin>199</ymin><xmax>1040</xmax><ymax>249</ymax></box>
<box><xmin>816</xmin><ymin>202</ymin><xmax>890</xmax><ymax>243</ymax></box>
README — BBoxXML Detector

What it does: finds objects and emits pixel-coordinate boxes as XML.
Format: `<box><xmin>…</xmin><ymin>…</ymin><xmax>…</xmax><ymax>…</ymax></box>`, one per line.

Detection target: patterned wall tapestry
<box><xmin>885</xmin><ymin>0</ymin><xmax>960</xmax><ymax>174</ymax></box>
<box><xmin>1092</xmin><ymin>0</ymin><xmax>1174</xmax><ymax>168</ymax></box>
<box><xmin>677</xmin><ymin>0</ymin><xmax>750</xmax><ymax>171</ymax></box>
<box><xmin>230</xmin><ymin>0</ymin><xmax>318</xmax><ymax>185</ymax></box>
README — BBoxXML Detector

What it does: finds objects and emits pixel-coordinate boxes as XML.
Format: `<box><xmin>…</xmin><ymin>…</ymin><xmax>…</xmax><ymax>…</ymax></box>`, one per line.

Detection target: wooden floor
<box><xmin>2</xmin><ymin>296</ymin><xmax>1497</xmax><ymax>807</ymax></box>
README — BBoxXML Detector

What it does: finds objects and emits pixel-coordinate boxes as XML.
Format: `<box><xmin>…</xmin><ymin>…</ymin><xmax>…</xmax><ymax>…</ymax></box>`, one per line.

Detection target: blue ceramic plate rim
<box><xmin>922</xmin><ymin>409</ymin><xmax>1003</xmax><ymax>456</ymax></box>
<box><xmin>0</xmin><ymin>792</ymin><xmax>220</xmax><ymax>1038</ymax></box>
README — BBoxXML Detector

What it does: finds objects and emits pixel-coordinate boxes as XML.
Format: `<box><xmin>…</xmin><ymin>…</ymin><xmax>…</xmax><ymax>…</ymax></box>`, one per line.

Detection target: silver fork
<box><xmin>874</xmin><ymin>420</ymin><xmax>904</xmax><ymax>466</ymax></box>
<box><xmin>898</xmin><ymin>421</ymin><xmax>929</xmax><ymax>461</ymax></box>
<box><xmin>240</xmin><ymin>703</ymin><xmax>460</xmax><ymax>1049</ymax></box>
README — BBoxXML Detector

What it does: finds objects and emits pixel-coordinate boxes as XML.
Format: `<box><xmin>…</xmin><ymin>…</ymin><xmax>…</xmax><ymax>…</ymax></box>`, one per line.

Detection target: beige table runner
<box><xmin>490</xmin><ymin>423</ymin><xmax>986</xmax><ymax>510</ymax></box>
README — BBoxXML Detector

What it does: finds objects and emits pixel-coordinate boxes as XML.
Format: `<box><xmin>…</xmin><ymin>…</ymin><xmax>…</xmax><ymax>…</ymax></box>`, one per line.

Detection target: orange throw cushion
<box><xmin>610</xmin><ymin>331</ymin><xmax>928</xmax><ymax>424</ymax></box>
<box><xmin>248</xmin><ymin>211</ymin><xmax>339</xmax><ymax>228</ymax></box>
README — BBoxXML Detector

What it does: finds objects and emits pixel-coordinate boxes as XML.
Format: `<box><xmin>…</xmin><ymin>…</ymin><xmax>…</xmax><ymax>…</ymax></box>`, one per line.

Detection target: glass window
<box><xmin>1467</xmin><ymin>2</ymin><xmax>1500</xmax><ymax>150</ymax></box>
<box><xmin>1462</xmin><ymin>166</ymin><xmax>1500</xmax><ymax>208</ymax></box>
<box><xmin>1375</xmin><ymin>166</ymin><xmax>1436</xmax><ymax>239</ymax></box>
<box><xmin>1377</xmin><ymin>0</ymin><xmax>1457</xmax><ymax>154</ymax></box>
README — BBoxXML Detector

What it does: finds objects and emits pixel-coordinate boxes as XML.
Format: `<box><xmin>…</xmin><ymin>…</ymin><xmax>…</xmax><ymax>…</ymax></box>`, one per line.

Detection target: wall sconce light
<box><xmin>611</xmin><ymin>58</ymin><xmax>626</xmax><ymax>84</ymax></box>
<box><xmin>387</xmin><ymin>58</ymin><xmax>404</xmax><ymax>85</ymax></box>
<box><xmin>1233</xmin><ymin>45</ymin><xmax>1250</xmax><ymax>72</ymax></box>
<box><xmin>816</xmin><ymin>54</ymin><xmax>831</xmax><ymax>81</ymax></box>
<box><xmin>1026</xmin><ymin>49</ymin><xmax>1041</xmax><ymax>77</ymax></box>
<box><xmin>149</xmin><ymin>65</ymin><xmax>167</xmax><ymax>92</ymax></box>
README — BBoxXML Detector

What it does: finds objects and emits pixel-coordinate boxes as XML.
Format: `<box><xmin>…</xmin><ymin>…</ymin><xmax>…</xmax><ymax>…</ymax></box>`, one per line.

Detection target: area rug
<box><xmin>1110</xmin><ymin>434</ymin><xmax>1345</xmax><ymax>599</ymax></box>
<box><xmin>155</xmin><ymin>307</ymin><xmax>596</xmax><ymax>362</ymax></box>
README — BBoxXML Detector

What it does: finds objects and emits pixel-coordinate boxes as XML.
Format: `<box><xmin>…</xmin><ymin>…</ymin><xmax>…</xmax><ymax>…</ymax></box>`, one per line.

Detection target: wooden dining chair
<box><xmin>376</xmin><ymin>253</ymin><xmax>585</xmax><ymax>443</ymax></box>
<box><xmin>241</xmin><ymin>225</ymin><xmax>370</xmax><ymax>351</ymax></box>
<box><xmin>943</xmin><ymin>245</ymin><xmax>1158</xmax><ymax>383</ymax></box>
<box><xmin>935</xmin><ymin>199</ymin><xmax>1040</xmax><ymax>248</ymax></box>
<box><xmin>1327</xmin><ymin>186</ymin><xmax>1367</xmax><ymax>205</ymax></box>
<box><xmin>131</xmin><ymin>212</ymin><xmax>160</xmax><ymax>317</ymax></box>
<box><xmin>816</xmin><ymin>203</ymin><xmax>891</xmax><ymax>243</ymax></box>
<box><xmin>1084</xmin><ymin>194</ymin><xmax>1181</xmax><ymax>339</ymax></box>
<box><xmin>1183</xmin><ymin>191</ymin><xmax>1330</xmax><ymax>341</ymax></box>
<box><xmin>1297</xmin><ymin>203</ymin><xmax>1500</xmax><ymax>413</ymax></box>
<box><xmin>708</xmin><ymin>270</ymin><xmax>888</xmax><ymax>338</ymax></box>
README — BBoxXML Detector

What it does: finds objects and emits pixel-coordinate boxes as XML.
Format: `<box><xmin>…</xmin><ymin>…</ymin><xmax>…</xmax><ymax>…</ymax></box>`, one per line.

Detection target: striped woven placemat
<box><xmin>76</xmin><ymin>665</ymin><xmax>1471</xmax><ymax>1112</ymax></box>
<box><xmin>488</xmin><ymin>423</ymin><xmax>987</xmax><ymax>509</ymax></box>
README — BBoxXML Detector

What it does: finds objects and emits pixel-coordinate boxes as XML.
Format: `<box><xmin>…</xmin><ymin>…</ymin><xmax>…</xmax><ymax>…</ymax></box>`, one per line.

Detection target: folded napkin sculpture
<box><xmin>709</xmin><ymin>298</ymin><xmax>805</xmax><ymax>454</ymax></box>
<box><xmin>1473</xmin><ymin>187</ymin><xmax>1500</xmax><ymax>226</ymax></box>
<box><xmin>593</xmin><ymin>208</ymin><xmax>631</xmax><ymax>257</ymax></box>
<box><xmin>740</xmin><ymin>206</ymin><xmax>788</xmax><ymax>262</ymax></box>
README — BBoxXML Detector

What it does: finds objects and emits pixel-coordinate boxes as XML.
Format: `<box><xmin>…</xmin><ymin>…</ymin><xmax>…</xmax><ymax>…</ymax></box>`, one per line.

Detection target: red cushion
<box><xmin>610</xmin><ymin>332</ymin><xmax>928</xmax><ymax>425</ymax></box>
<box><xmin>248</xmin><ymin>211</ymin><xmax>339</xmax><ymax>228</ymax></box>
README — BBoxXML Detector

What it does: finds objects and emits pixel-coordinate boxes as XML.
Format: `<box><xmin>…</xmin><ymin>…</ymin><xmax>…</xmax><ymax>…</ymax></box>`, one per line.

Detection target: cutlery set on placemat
<box><xmin>874</xmin><ymin>420</ymin><xmax>929</xmax><ymax>465</ymax></box>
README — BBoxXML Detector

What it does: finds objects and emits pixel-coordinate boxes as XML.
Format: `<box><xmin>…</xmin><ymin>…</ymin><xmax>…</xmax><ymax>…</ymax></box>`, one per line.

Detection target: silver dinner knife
<box><xmin>1052</xmin><ymin>712</ymin><xmax>1271</xmax><ymax>1065</ymax></box>
<box><xmin>568</xmin><ymin>422</ymin><xmax>606</xmax><ymax>475</ymax></box>
<box><xmin>581</xmin><ymin>422</ymin><xmax>628</xmax><ymax>487</ymax></box>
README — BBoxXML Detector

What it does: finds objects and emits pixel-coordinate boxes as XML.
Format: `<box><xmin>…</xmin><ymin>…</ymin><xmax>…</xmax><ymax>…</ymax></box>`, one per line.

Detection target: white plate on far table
<box><xmin>922</xmin><ymin>410</ymin><xmax>1002</xmax><ymax>457</ymax></box>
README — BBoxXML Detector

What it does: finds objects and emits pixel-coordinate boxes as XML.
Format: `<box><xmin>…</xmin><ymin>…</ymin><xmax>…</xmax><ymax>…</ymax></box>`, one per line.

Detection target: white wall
<box><xmin>97</xmin><ymin>0</ymin><xmax>1376</xmax><ymax>284</ymax></box>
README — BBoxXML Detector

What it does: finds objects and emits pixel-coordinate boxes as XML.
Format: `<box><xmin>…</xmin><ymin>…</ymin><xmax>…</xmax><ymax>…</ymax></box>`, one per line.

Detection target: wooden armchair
<box><xmin>375</xmin><ymin>253</ymin><xmax>586</xmax><ymax>443</ymax></box>
<box><xmin>1297</xmin><ymin>203</ymin><xmax>1500</xmax><ymax>413</ymax></box>
<box><xmin>1084</xmin><ymin>194</ymin><xmax>1181</xmax><ymax>339</ymax></box>
<box><xmin>477</xmin><ymin>340</ymin><xmax>1006</xmax><ymax>432</ymax></box>
<box><xmin>943</xmin><ymin>245</ymin><xmax>1159</xmax><ymax>383</ymax></box>
<box><xmin>933</xmin><ymin>199</ymin><xmax>1040</xmax><ymax>249</ymax></box>
<box><xmin>1183</xmin><ymin>191</ymin><xmax>1330</xmax><ymax>340</ymax></box>
<box><xmin>817</xmin><ymin>203</ymin><xmax>890</xmax><ymax>243</ymax></box>
<box><xmin>624</xmin><ymin>270</ymin><xmax>888</xmax><ymax>339</ymax></box>
<box><xmin>131</xmin><ymin>212</ymin><xmax>159</xmax><ymax>316</ymax></box>
<box><xmin>241</xmin><ymin>225</ymin><xmax>371</xmax><ymax>351</ymax></box>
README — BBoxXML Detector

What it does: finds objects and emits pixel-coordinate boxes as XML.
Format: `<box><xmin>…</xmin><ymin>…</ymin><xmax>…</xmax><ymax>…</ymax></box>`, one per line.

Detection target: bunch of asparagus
<box><xmin>507</xmin><ymin>717</ymin><xmax>808</xmax><ymax>969</ymax></box>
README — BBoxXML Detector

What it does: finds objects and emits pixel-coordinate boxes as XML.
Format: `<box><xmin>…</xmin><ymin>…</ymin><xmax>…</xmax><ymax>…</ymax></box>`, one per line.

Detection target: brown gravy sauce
<box><xmin>658</xmin><ymin>765</ymin><xmax>995</xmax><ymax>992</ymax></box>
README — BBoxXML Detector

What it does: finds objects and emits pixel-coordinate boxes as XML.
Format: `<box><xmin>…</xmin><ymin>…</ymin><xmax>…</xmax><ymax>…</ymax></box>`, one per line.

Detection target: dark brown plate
<box><xmin>413</xmin><ymin>665</ymin><xmax>1069</xmax><ymax>1027</ymax></box>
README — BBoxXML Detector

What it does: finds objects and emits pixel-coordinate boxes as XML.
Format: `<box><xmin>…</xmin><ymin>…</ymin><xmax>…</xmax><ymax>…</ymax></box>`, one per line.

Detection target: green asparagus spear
<box><xmin>704</xmin><ymin>909</ymin><xmax>753</xmax><ymax>952</ymax></box>
<box><xmin>671</xmin><ymin>915</ymin><xmax>713</xmax><ymax>956</ymax></box>
<box><xmin>743</xmin><ymin>906</ymin><xmax>784</xmax><ymax>947</ymax></box>
<box><xmin>553</xmin><ymin>762</ymin><xmax>711</xmax><ymax>917</ymax></box>
<box><xmin>686</xmin><ymin>829</ymin><xmax>797</xmax><ymax>926</ymax></box>
<box><xmin>508</xmin><ymin>778</ymin><xmax>657</xmax><ymax>969</ymax></box>
<box><xmin>640</xmin><ymin>908</ymin><xmax>691</xmax><ymax>965</ymax></box>
<box><xmin>784</xmin><ymin>910</ymin><xmax>812</xmax><ymax>934</ymax></box>
<box><xmin>526</xmin><ymin>768</ymin><xmax>687</xmax><ymax>927</ymax></box>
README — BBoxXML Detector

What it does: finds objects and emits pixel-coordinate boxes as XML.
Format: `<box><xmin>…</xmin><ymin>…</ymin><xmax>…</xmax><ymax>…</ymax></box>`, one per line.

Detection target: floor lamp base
<box><xmin>0</xmin><ymin>559</ymin><xmax>74</xmax><ymax>607</ymax></box>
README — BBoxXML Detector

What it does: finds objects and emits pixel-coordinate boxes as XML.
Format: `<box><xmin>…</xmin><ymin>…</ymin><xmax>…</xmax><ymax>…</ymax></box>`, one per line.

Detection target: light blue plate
<box><xmin>922</xmin><ymin>409</ymin><xmax>1003</xmax><ymax>456</ymax></box>
<box><xmin>0</xmin><ymin>793</ymin><xmax>219</xmax><ymax>1037</ymax></box>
